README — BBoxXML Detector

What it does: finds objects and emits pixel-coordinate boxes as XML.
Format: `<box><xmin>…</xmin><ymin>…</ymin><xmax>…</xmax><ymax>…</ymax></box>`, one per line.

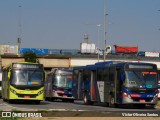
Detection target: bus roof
<box><xmin>2</xmin><ymin>62</ymin><xmax>43</xmax><ymax>70</ymax></box>
<box><xmin>73</xmin><ymin>61</ymin><xmax>157</xmax><ymax>70</ymax></box>
<box><xmin>47</xmin><ymin>68</ymin><xmax>73</xmax><ymax>75</ymax></box>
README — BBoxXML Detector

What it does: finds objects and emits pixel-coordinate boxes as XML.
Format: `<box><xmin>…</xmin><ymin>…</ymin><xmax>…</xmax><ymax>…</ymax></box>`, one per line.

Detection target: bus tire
<box><xmin>109</xmin><ymin>95</ymin><xmax>115</xmax><ymax>107</ymax></box>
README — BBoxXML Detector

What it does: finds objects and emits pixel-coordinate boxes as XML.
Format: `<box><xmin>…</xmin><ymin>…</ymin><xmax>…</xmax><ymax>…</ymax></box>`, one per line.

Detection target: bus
<box><xmin>72</xmin><ymin>61</ymin><xmax>158</xmax><ymax>108</ymax></box>
<box><xmin>2</xmin><ymin>62</ymin><xmax>45</xmax><ymax>104</ymax></box>
<box><xmin>45</xmin><ymin>68</ymin><xmax>75</xmax><ymax>102</ymax></box>
<box><xmin>158</xmin><ymin>70</ymin><xmax>160</xmax><ymax>99</ymax></box>
<box><xmin>0</xmin><ymin>68</ymin><xmax>2</xmax><ymax>98</ymax></box>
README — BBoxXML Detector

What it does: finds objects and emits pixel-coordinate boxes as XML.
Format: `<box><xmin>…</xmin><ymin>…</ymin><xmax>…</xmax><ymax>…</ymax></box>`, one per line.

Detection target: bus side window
<box><xmin>104</xmin><ymin>68</ymin><xmax>109</xmax><ymax>82</ymax></box>
<box><xmin>97</xmin><ymin>68</ymin><xmax>103</xmax><ymax>81</ymax></box>
<box><xmin>109</xmin><ymin>68</ymin><xmax>114</xmax><ymax>82</ymax></box>
<box><xmin>83</xmin><ymin>69</ymin><xmax>91</xmax><ymax>90</ymax></box>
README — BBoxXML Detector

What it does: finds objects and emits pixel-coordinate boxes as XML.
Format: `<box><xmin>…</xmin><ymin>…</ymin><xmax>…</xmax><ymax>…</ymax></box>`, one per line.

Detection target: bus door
<box><xmin>104</xmin><ymin>67</ymin><xmax>109</xmax><ymax>103</ymax></box>
<box><xmin>78</xmin><ymin>71</ymin><xmax>83</xmax><ymax>99</ymax></box>
<box><xmin>2</xmin><ymin>68</ymin><xmax>9</xmax><ymax>99</ymax></box>
<box><xmin>115</xmin><ymin>67</ymin><xmax>123</xmax><ymax>103</ymax></box>
<box><xmin>90</xmin><ymin>70</ymin><xmax>96</xmax><ymax>101</ymax></box>
<box><xmin>97</xmin><ymin>68</ymin><xmax>104</xmax><ymax>102</ymax></box>
<box><xmin>109</xmin><ymin>66</ymin><xmax>116</xmax><ymax>104</ymax></box>
<box><xmin>110</xmin><ymin>66</ymin><xmax>122</xmax><ymax>104</ymax></box>
<box><xmin>72</xmin><ymin>69</ymin><xmax>79</xmax><ymax>99</ymax></box>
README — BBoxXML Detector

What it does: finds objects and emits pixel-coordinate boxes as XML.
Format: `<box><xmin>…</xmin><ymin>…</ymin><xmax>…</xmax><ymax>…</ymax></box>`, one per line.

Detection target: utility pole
<box><xmin>17</xmin><ymin>5</ymin><xmax>22</xmax><ymax>55</ymax></box>
<box><xmin>97</xmin><ymin>24</ymin><xmax>101</xmax><ymax>62</ymax></box>
<box><xmin>103</xmin><ymin>0</ymin><xmax>107</xmax><ymax>61</ymax></box>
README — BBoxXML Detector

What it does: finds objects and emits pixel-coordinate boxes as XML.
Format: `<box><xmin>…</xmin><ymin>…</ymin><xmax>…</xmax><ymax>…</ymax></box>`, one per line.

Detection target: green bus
<box><xmin>2</xmin><ymin>62</ymin><xmax>45</xmax><ymax>104</ymax></box>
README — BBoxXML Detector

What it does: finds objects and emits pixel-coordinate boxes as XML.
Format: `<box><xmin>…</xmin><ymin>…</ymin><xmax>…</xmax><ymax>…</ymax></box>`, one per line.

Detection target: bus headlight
<box><xmin>37</xmin><ymin>90</ymin><xmax>43</xmax><ymax>95</ymax></box>
<box><xmin>128</xmin><ymin>94</ymin><xmax>131</xmax><ymax>99</ymax></box>
<box><xmin>10</xmin><ymin>88</ymin><xmax>17</xmax><ymax>95</ymax></box>
<box><xmin>154</xmin><ymin>93</ymin><xmax>158</xmax><ymax>98</ymax></box>
<box><xmin>122</xmin><ymin>92</ymin><xmax>131</xmax><ymax>98</ymax></box>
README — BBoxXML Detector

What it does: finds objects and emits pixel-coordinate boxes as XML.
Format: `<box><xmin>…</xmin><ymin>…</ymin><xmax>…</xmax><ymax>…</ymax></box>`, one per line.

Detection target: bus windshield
<box><xmin>125</xmin><ymin>71</ymin><xmax>157</xmax><ymax>88</ymax></box>
<box><xmin>53</xmin><ymin>75</ymin><xmax>72</xmax><ymax>88</ymax></box>
<box><xmin>11</xmin><ymin>70</ymin><xmax>43</xmax><ymax>86</ymax></box>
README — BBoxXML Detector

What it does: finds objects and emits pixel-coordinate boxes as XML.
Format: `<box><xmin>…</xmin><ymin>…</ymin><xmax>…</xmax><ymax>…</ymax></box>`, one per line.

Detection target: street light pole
<box><xmin>17</xmin><ymin>5</ymin><xmax>22</xmax><ymax>55</ymax></box>
<box><xmin>158</xmin><ymin>10</ymin><xmax>160</xmax><ymax>31</ymax></box>
<box><xmin>103</xmin><ymin>0</ymin><xmax>107</xmax><ymax>61</ymax></box>
<box><xmin>97</xmin><ymin>24</ymin><xmax>101</xmax><ymax>62</ymax></box>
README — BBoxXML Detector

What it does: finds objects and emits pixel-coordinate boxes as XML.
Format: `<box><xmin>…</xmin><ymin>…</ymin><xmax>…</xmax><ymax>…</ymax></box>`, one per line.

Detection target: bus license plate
<box><xmin>63</xmin><ymin>95</ymin><xmax>67</xmax><ymax>98</ymax></box>
<box><xmin>139</xmin><ymin>99</ymin><xmax>145</xmax><ymax>102</ymax></box>
<box><xmin>24</xmin><ymin>96</ymin><xmax>30</xmax><ymax>98</ymax></box>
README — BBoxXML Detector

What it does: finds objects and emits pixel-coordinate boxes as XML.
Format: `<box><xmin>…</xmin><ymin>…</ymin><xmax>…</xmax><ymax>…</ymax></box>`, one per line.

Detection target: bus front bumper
<box><xmin>122</xmin><ymin>96</ymin><xmax>158</xmax><ymax>105</ymax></box>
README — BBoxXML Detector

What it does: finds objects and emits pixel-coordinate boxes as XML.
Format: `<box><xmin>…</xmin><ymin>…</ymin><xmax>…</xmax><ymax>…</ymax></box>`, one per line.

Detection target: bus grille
<box><xmin>57</xmin><ymin>93</ymin><xmax>72</xmax><ymax>97</ymax></box>
<box><xmin>132</xmin><ymin>97</ymin><xmax>153</xmax><ymax>102</ymax></box>
<box><xmin>17</xmin><ymin>94</ymin><xmax>37</xmax><ymax>98</ymax></box>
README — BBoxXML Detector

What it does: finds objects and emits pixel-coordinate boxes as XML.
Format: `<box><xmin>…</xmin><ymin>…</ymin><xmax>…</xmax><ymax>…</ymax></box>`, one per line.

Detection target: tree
<box><xmin>23</xmin><ymin>51</ymin><xmax>37</xmax><ymax>63</ymax></box>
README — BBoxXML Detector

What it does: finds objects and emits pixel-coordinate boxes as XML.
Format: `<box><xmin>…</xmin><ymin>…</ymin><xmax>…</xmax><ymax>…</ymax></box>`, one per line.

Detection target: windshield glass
<box><xmin>125</xmin><ymin>71</ymin><xmax>157</xmax><ymax>88</ymax></box>
<box><xmin>53</xmin><ymin>75</ymin><xmax>72</xmax><ymax>88</ymax></box>
<box><xmin>11</xmin><ymin>70</ymin><xmax>43</xmax><ymax>86</ymax></box>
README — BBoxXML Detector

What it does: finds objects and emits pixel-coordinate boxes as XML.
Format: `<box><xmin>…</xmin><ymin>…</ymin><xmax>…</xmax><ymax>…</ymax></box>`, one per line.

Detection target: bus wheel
<box><xmin>109</xmin><ymin>95</ymin><xmax>115</xmax><ymax>107</ymax></box>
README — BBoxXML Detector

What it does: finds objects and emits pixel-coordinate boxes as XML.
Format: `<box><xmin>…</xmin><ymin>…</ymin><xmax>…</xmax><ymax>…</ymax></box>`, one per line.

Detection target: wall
<box><xmin>38</xmin><ymin>58</ymin><xmax>70</xmax><ymax>68</ymax></box>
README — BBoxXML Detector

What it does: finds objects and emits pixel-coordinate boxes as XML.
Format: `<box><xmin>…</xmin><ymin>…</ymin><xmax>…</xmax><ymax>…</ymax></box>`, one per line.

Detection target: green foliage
<box><xmin>23</xmin><ymin>51</ymin><xmax>37</xmax><ymax>63</ymax></box>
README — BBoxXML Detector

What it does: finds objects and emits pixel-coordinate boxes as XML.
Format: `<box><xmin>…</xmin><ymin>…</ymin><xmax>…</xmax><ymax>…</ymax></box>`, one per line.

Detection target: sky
<box><xmin>0</xmin><ymin>0</ymin><xmax>160</xmax><ymax>52</ymax></box>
